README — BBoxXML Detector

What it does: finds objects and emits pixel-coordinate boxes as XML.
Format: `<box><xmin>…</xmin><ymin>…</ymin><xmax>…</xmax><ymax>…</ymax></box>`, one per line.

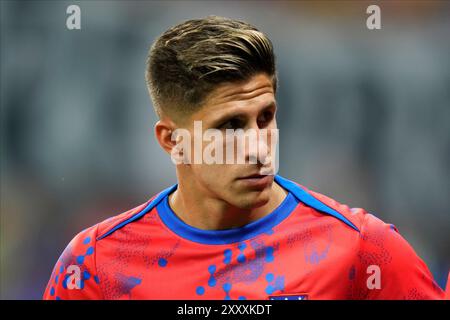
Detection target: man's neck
<box><xmin>168</xmin><ymin>178</ymin><xmax>287</xmax><ymax>231</ymax></box>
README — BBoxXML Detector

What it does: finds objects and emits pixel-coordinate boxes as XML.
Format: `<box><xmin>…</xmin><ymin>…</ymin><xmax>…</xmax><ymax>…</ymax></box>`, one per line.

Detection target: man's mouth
<box><xmin>237</xmin><ymin>173</ymin><xmax>273</xmax><ymax>189</ymax></box>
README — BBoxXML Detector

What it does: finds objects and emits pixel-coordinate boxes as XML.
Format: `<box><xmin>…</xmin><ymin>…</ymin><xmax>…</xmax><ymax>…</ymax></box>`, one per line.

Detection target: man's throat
<box><xmin>168</xmin><ymin>182</ymin><xmax>287</xmax><ymax>231</ymax></box>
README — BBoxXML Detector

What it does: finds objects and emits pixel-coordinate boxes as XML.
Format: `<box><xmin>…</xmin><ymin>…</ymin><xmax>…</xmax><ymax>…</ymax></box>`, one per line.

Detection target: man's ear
<box><xmin>154</xmin><ymin>119</ymin><xmax>177</xmax><ymax>155</ymax></box>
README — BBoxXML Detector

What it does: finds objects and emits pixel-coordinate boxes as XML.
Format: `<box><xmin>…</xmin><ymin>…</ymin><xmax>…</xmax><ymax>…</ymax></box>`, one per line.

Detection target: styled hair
<box><xmin>146</xmin><ymin>15</ymin><xmax>277</xmax><ymax>119</ymax></box>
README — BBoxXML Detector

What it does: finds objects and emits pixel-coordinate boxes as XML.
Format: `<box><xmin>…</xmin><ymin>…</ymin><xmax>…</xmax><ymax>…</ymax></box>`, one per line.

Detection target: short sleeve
<box><xmin>357</xmin><ymin>214</ymin><xmax>444</xmax><ymax>299</ymax></box>
<box><xmin>43</xmin><ymin>224</ymin><xmax>103</xmax><ymax>300</ymax></box>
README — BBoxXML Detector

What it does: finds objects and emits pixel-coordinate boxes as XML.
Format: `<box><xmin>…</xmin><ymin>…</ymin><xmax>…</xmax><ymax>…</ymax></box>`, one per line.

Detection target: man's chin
<box><xmin>234</xmin><ymin>187</ymin><xmax>272</xmax><ymax>210</ymax></box>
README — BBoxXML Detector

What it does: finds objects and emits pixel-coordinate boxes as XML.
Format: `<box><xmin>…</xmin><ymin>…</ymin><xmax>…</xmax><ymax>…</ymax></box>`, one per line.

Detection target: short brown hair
<box><xmin>146</xmin><ymin>15</ymin><xmax>277</xmax><ymax>120</ymax></box>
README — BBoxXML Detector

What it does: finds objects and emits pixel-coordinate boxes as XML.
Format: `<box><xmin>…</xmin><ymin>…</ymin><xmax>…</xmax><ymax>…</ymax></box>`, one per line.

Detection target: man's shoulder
<box><xmin>69</xmin><ymin>190</ymin><xmax>165</xmax><ymax>249</ymax></box>
<box><xmin>305</xmin><ymin>186</ymin><xmax>376</xmax><ymax>231</ymax></box>
<box><xmin>280</xmin><ymin>176</ymin><xmax>373</xmax><ymax>233</ymax></box>
<box><xmin>95</xmin><ymin>198</ymin><xmax>155</xmax><ymax>240</ymax></box>
<box><xmin>300</xmin><ymin>182</ymin><xmax>398</xmax><ymax>236</ymax></box>
<box><xmin>63</xmin><ymin>198</ymin><xmax>154</xmax><ymax>253</ymax></box>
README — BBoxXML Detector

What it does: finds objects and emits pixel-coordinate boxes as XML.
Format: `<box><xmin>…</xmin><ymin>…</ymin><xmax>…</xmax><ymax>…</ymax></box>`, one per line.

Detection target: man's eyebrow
<box><xmin>262</xmin><ymin>102</ymin><xmax>277</xmax><ymax>112</ymax></box>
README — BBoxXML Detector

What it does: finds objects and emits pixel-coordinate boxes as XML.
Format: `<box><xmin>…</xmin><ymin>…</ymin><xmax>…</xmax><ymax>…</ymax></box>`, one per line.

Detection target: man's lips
<box><xmin>237</xmin><ymin>174</ymin><xmax>273</xmax><ymax>188</ymax></box>
<box><xmin>238</xmin><ymin>173</ymin><xmax>267</xmax><ymax>179</ymax></box>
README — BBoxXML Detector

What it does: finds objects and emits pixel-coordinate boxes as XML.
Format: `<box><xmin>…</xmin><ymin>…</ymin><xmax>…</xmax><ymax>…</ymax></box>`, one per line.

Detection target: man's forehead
<box><xmin>207</xmin><ymin>73</ymin><xmax>274</xmax><ymax>103</ymax></box>
<box><xmin>197</xmin><ymin>74</ymin><xmax>276</xmax><ymax>117</ymax></box>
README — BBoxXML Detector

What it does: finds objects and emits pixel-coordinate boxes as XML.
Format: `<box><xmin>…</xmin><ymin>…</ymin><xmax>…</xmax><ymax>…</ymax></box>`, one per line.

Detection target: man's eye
<box><xmin>257</xmin><ymin>111</ymin><xmax>274</xmax><ymax>127</ymax></box>
<box><xmin>219</xmin><ymin>118</ymin><xmax>243</xmax><ymax>130</ymax></box>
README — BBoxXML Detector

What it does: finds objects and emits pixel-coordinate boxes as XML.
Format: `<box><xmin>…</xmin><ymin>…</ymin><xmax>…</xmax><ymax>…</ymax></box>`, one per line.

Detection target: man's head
<box><xmin>146</xmin><ymin>16</ymin><xmax>279</xmax><ymax>209</ymax></box>
<box><xmin>146</xmin><ymin>15</ymin><xmax>277</xmax><ymax>121</ymax></box>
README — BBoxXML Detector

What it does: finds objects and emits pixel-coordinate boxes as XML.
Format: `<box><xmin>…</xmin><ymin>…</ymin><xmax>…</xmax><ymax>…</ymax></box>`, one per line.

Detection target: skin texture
<box><xmin>154</xmin><ymin>73</ymin><xmax>287</xmax><ymax>230</ymax></box>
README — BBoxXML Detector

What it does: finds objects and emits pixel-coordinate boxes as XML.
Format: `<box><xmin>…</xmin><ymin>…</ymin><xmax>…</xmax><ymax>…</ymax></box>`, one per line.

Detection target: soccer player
<box><xmin>43</xmin><ymin>16</ymin><xmax>445</xmax><ymax>300</ymax></box>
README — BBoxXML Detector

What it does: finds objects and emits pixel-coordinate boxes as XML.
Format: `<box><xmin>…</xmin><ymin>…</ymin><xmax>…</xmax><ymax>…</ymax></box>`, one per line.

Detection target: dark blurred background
<box><xmin>1</xmin><ymin>0</ymin><xmax>449</xmax><ymax>299</ymax></box>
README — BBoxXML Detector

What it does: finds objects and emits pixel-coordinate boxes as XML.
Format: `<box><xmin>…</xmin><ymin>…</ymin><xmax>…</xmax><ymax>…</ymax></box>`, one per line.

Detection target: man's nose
<box><xmin>246</xmin><ymin>128</ymin><xmax>271</xmax><ymax>166</ymax></box>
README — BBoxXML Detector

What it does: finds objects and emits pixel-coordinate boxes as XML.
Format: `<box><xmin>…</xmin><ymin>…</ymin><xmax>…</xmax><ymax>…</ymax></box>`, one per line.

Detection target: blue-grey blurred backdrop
<box><xmin>1</xmin><ymin>0</ymin><xmax>449</xmax><ymax>299</ymax></box>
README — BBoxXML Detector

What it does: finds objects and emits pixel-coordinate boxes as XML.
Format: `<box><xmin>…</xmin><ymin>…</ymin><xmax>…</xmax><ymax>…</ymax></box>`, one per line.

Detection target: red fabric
<box><xmin>43</xmin><ymin>183</ymin><xmax>444</xmax><ymax>300</ymax></box>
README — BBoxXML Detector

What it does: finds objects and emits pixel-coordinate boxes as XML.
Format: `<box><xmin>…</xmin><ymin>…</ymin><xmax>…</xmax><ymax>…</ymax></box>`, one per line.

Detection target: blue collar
<box><xmin>156</xmin><ymin>187</ymin><xmax>299</xmax><ymax>245</ymax></box>
<box><xmin>97</xmin><ymin>175</ymin><xmax>359</xmax><ymax>242</ymax></box>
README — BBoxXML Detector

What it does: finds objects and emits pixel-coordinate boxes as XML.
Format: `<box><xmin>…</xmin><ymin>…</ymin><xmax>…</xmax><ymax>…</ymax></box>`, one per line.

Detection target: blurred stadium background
<box><xmin>1</xmin><ymin>0</ymin><xmax>449</xmax><ymax>299</ymax></box>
